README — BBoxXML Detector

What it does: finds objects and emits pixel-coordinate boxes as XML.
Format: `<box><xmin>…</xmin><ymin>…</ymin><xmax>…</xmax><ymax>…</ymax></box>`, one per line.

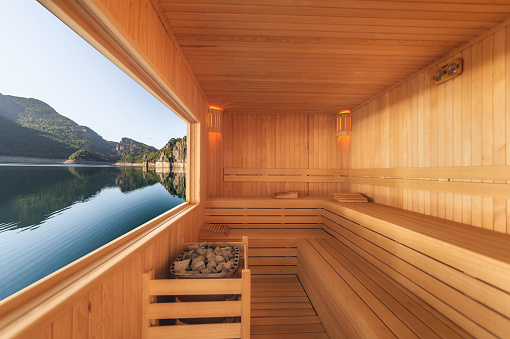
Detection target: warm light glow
<box><xmin>336</xmin><ymin>110</ymin><xmax>352</xmax><ymax>136</ymax></box>
<box><xmin>208</xmin><ymin>106</ymin><xmax>224</xmax><ymax>111</ymax></box>
<box><xmin>337</xmin><ymin>135</ymin><xmax>351</xmax><ymax>149</ymax></box>
<box><xmin>207</xmin><ymin>106</ymin><xmax>223</xmax><ymax>133</ymax></box>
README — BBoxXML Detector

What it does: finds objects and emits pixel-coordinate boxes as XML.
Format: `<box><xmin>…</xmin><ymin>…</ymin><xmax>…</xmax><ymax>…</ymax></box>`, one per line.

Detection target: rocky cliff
<box><xmin>151</xmin><ymin>137</ymin><xmax>187</xmax><ymax>167</ymax></box>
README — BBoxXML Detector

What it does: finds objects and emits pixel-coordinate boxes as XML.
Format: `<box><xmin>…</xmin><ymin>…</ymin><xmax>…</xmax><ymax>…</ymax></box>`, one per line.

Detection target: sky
<box><xmin>0</xmin><ymin>1</ymin><xmax>186</xmax><ymax>149</ymax></box>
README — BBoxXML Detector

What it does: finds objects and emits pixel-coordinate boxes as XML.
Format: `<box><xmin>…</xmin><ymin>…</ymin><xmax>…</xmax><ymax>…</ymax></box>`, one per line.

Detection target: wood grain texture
<box><xmin>155</xmin><ymin>0</ymin><xmax>510</xmax><ymax>115</ymax></box>
<box><xmin>319</xmin><ymin>201</ymin><xmax>510</xmax><ymax>338</ymax></box>
<box><xmin>210</xmin><ymin>22</ymin><xmax>510</xmax><ymax>232</ymax></box>
<box><xmin>347</xmin><ymin>25</ymin><xmax>509</xmax><ymax>232</ymax></box>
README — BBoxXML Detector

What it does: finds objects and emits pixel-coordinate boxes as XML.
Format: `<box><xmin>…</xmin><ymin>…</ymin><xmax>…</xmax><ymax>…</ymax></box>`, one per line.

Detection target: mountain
<box><xmin>0</xmin><ymin>93</ymin><xmax>118</xmax><ymax>161</ymax></box>
<box><xmin>148</xmin><ymin>137</ymin><xmax>187</xmax><ymax>165</ymax></box>
<box><xmin>0</xmin><ymin>93</ymin><xmax>166</xmax><ymax>163</ymax></box>
<box><xmin>116</xmin><ymin>137</ymin><xmax>157</xmax><ymax>163</ymax></box>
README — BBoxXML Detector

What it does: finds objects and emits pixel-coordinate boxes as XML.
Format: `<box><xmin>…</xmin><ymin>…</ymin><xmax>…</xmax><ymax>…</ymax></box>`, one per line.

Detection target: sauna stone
<box><xmin>173</xmin><ymin>259</ymin><xmax>190</xmax><ymax>273</ymax></box>
<box><xmin>171</xmin><ymin>242</ymin><xmax>239</xmax><ymax>276</ymax></box>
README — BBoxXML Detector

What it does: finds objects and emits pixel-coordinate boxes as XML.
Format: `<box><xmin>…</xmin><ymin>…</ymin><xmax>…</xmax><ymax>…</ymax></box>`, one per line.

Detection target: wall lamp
<box><xmin>433</xmin><ymin>58</ymin><xmax>463</xmax><ymax>85</ymax></box>
<box><xmin>336</xmin><ymin>110</ymin><xmax>351</xmax><ymax>136</ymax></box>
<box><xmin>207</xmin><ymin>106</ymin><xmax>223</xmax><ymax>133</ymax></box>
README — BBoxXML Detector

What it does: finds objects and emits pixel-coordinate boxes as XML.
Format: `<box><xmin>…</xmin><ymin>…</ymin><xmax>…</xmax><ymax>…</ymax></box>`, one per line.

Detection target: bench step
<box><xmin>298</xmin><ymin>237</ymin><xmax>473</xmax><ymax>339</ymax></box>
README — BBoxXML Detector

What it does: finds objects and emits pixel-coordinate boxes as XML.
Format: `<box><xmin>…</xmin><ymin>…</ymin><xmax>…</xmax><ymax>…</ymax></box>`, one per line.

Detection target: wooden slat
<box><xmin>225</xmin><ymin>224</ymin><xmax>322</xmax><ymax>229</ymax></box>
<box><xmin>249</xmin><ymin>257</ymin><xmax>297</xmax><ymax>266</ymax></box>
<box><xmin>252</xmin><ymin>303</ymin><xmax>312</xmax><ymax>310</ymax></box>
<box><xmin>149</xmin><ymin>300</ymin><xmax>241</xmax><ymax>319</ymax></box>
<box><xmin>206</xmin><ymin>208</ymin><xmax>322</xmax><ymax>216</ymax></box>
<box><xmin>251</xmin><ymin>309</ymin><xmax>316</xmax><ymax>318</ymax></box>
<box><xmin>251</xmin><ymin>297</ymin><xmax>309</xmax><ymax>304</ymax></box>
<box><xmin>251</xmin><ymin>291</ymin><xmax>307</xmax><ymax>298</ymax></box>
<box><xmin>251</xmin><ymin>323</ymin><xmax>325</xmax><ymax>335</ymax></box>
<box><xmin>224</xmin><ymin>166</ymin><xmax>510</xmax><ymax>181</ymax></box>
<box><xmin>148</xmin><ymin>323</ymin><xmax>241</xmax><ymax>339</ymax></box>
<box><xmin>200</xmin><ymin>228</ymin><xmax>328</xmax><ymax>240</ymax></box>
<box><xmin>241</xmin><ymin>269</ymin><xmax>251</xmax><ymax>338</ymax></box>
<box><xmin>205</xmin><ymin>215</ymin><xmax>322</xmax><ymax>224</ymax></box>
<box><xmin>251</xmin><ymin>333</ymin><xmax>329</xmax><ymax>339</ymax></box>
<box><xmin>250</xmin><ymin>266</ymin><xmax>298</xmax><ymax>275</ymax></box>
<box><xmin>224</xmin><ymin>174</ymin><xmax>510</xmax><ymax>199</ymax></box>
<box><xmin>149</xmin><ymin>278</ymin><xmax>242</xmax><ymax>295</ymax></box>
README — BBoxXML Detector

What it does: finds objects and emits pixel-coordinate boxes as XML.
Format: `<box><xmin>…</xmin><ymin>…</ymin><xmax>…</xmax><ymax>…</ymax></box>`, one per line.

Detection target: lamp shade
<box><xmin>336</xmin><ymin>110</ymin><xmax>351</xmax><ymax>136</ymax></box>
<box><xmin>207</xmin><ymin>106</ymin><xmax>223</xmax><ymax>133</ymax></box>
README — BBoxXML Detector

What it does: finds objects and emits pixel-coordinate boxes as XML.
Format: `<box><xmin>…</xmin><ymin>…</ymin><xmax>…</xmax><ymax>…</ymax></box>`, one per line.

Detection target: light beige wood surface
<box><xmin>319</xmin><ymin>200</ymin><xmax>510</xmax><ymax>338</ymax></box>
<box><xmin>142</xmin><ymin>267</ymin><xmax>251</xmax><ymax>339</ymax></box>
<box><xmin>208</xmin><ymin>21</ymin><xmax>510</xmax><ymax>233</ymax></box>
<box><xmin>348</xmin><ymin>22</ymin><xmax>510</xmax><ymax>233</ymax></box>
<box><xmin>204</xmin><ymin>197</ymin><xmax>510</xmax><ymax>338</ymax></box>
<box><xmin>298</xmin><ymin>238</ymin><xmax>473</xmax><ymax>338</ymax></box>
<box><xmin>199</xmin><ymin>215</ymin><xmax>328</xmax><ymax>338</ymax></box>
<box><xmin>154</xmin><ymin>0</ymin><xmax>510</xmax><ymax>115</ymax></box>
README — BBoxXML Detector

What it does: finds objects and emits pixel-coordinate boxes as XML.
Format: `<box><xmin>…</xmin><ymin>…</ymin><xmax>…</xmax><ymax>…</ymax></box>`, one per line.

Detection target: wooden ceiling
<box><xmin>153</xmin><ymin>0</ymin><xmax>510</xmax><ymax>114</ymax></box>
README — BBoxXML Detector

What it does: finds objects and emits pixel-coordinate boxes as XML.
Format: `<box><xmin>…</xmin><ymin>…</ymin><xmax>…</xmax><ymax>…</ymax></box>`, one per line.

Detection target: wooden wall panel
<box><xmin>211</xmin><ymin>112</ymin><xmax>350</xmax><ymax>197</ymax></box>
<box><xmin>213</xmin><ymin>23</ymin><xmax>510</xmax><ymax>234</ymax></box>
<box><xmin>349</xmin><ymin>24</ymin><xmax>510</xmax><ymax>233</ymax></box>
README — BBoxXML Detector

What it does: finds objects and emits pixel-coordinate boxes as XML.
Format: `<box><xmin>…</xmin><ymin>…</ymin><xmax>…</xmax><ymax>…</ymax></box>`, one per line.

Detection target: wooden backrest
<box><xmin>142</xmin><ymin>237</ymin><xmax>251</xmax><ymax>339</ymax></box>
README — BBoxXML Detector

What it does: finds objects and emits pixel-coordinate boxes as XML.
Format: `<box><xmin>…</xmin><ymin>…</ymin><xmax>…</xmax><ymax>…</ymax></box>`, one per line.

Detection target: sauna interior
<box><xmin>1</xmin><ymin>1</ymin><xmax>510</xmax><ymax>338</ymax></box>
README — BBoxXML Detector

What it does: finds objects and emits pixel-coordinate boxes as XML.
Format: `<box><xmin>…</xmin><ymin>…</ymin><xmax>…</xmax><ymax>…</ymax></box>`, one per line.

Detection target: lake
<box><xmin>0</xmin><ymin>164</ymin><xmax>185</xmax><ymax>300</ymax></box>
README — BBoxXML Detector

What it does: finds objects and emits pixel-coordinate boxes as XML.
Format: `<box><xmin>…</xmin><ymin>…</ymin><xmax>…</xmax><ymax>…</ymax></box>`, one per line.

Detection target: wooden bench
<box><xmin>298</xmin><ymin>237</ymin><xmax>471</xmax><ymax>338</ymax></box>
<box><xmin>204</xmin><ymin>197</ymin><xmax>510</xmax><ymax>337</ymax></box>
<box><xmin>142</xmin><ymin>238</ymin><xmax>251</xmax><ymax>338</ymax></box>
<box><xmin>300</xmin><ymin>200</ymin><xmax>510</xmax><ymax>338</ymax></box>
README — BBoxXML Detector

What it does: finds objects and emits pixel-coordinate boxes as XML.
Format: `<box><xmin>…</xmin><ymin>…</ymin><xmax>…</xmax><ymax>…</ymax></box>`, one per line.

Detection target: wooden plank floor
<box><xmin>200</xmin><ymin>229</ymin><xmax>330</xmax><ymax>338</ymax></box>
<box><xmin>250</xmin><ymin>274</ymin><xmax>328</xmax><ymax>338</ymax></box>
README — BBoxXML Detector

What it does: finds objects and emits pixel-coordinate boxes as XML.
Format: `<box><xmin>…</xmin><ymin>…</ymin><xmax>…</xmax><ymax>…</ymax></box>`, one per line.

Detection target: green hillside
<box><xmin>0</xmin><ymin>93</ymin><xmax>166</xmax><ymax>163</ymax></box>
<box><xmin>0</xmin><ymin>116</ymin><xmax>75</xmax><ymax>158</ymax></box>
<box><xmin>0</xmin><ymin>93</ymin><xmax>116</xmax><ymax>161</ymax></box>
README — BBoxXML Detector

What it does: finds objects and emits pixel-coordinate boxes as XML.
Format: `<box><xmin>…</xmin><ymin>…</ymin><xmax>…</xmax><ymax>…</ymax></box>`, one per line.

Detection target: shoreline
<box><xmin>0</xmin><ymin>156</ymin><xmax>186</xmax><ymax>169</ymax></box>
<box><xmin>0</xmin><ymin>156</ymin><xmax>69</xmax><ymax>164</ymax></box>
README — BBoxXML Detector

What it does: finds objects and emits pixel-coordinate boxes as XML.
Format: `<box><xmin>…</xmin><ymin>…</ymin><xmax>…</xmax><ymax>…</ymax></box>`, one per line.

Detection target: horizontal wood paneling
<box><xmin>349</xmin><ymin>23</ymin><xmax>510</xmax><ymax>233</ymax></box>
<box><xmin>157</xmin><ymin>0</ymin><xmax>510</xmax><ymax>114</ymax></box>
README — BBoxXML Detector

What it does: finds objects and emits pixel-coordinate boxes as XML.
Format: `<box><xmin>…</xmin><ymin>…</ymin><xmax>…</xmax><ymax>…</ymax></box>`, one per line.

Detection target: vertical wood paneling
<box><xmin>494</xmin><ymin>29</ymin><xmax>507</xmax><ymax>233</ymax></box>
<box><xmin>52</xmin><ymin>309</ymin><xmax>72</xmax><ymax>339</ymax></box>
<box><xmin>472</xmin><ymin>41</ymin><xmax>483</xmax><ymax>227</ymax></box>
<box><xmin>101</xmin><ymin>275</ymin><xmax>114</xmax><ymax>339</ymax></box>
<box><xmin>348</xmin><ymin>25</ymin><xmax>509</xmax><ymax>233</ymax></box>
<box><xmin>462</xmin><ymin>46</ymin><xmax>473</xmax><ymax>225</ymax></box>
<box><xmin>72</xmin><ymin>296</ymin><xmax>89</xmax><ymax>339</ymax></box>
<box><xmin>215</xmin><ymin>112</ymin><xmax>345</xmax><ymax>197</ymax></box>
<box><xmin>506</xmin><ymin>26</ymin><xmax>510</xmax><ymax>233</ymax></box>
<box><xmin>88</xmin><ymin>286</ymin><xmax>102</xmax><ymax>338</ymax></box>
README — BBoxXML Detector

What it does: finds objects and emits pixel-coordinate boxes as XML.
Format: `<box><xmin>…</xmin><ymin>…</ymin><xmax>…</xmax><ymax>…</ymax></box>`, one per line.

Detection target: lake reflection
<box><xmin>0</xmin><ymin>165</ymin><xmax>185</xmax><ymax>299</ymax></box>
